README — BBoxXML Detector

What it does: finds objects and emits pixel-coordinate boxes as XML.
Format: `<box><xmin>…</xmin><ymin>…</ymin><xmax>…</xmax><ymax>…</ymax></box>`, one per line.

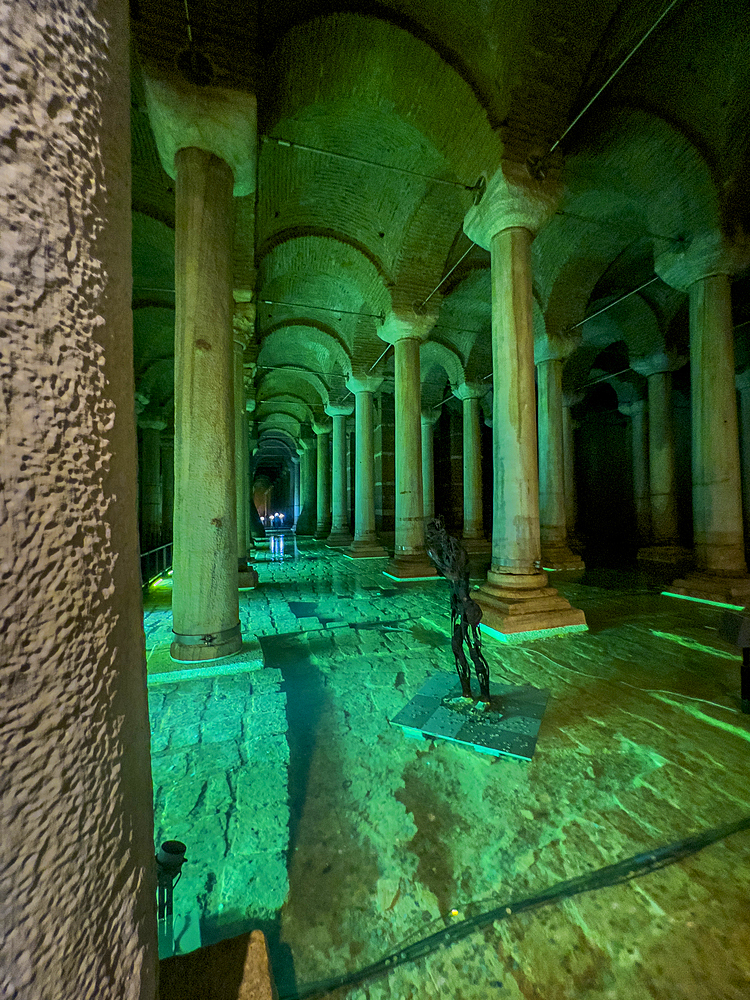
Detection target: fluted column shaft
<box><xmin>689</xmin><ymin>274</ymin><xmax>746</xmax><ymax>574</ymax></box>
<box><xmin>171</xmin><ymin>147</ymin><xmax>240</xmax><ymax>662</ymax></box>
<box><xmin>313</xmin><ymin>423</ymin><xmax>332</xmax><ymax>539</ymax></box>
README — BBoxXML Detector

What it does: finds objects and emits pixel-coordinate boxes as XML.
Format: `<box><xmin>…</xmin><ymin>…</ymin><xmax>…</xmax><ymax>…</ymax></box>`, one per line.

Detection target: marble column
<box><xmin>171</xmin><ymin>147</ymin><xmax>241</xmax><ymax>662</ymax></box>
<box><xmin>326</xmin><ymin>402</ymin><xmax>354</xmax><ymax>546</ymax></box>
<box><xmin>233</xmin><ymin>322</ymin><xmax>251</xmax><ymax>571</ymax></box>
<box><xmin>536</xmin><ymin>360</ymin><xmax>583</xmax><ymax>570</ymax></box>
<box><xmin>657</xmin><ymin>251</ymin><xmax>749</xmax><ymax>602</ymax></box>
<box><xmin>160</xmin><ymin>434</ymin><xmax>175</xmax><ymax>542</ymax></box>
<box><xmin>736</xmin><ymin>369</ymin><xmax>750</xmax><ymax>552</ymax></box>
<box><xmin>464</xmin><ymin>179</ymin><xmax>585</xmax><ymax>635</ymax></box>
<box><xmin>295</xmin><ymin>438</ymin><xmax>317</xmax><ymax>536</ymax></box>
<box><xmin>618</xmin><ymin>399</ymin><xmax>650</xmax><ymax>543</ymax></box>
<box><xmin>346</xmin><ymin>376</ymin><xmax>387</xmax><ymax>557</ymax></box>
<box><xmin>138</xmin><ymin>416</ymin><xmax>166</xmax><ymax>551</ymax></box>
<box><xmin>453</xmin><ymin>382</ymin><xmax>490</xmax><ymax>553</ymax></box>
<box><xmin>421</xmin><ymin>408</ymin><xmax>439</xmax><ymax>519</ymax></box>
<box><xmin>313</xmin><ymin>419</ymin><xmax>332</xmax><ymax>539</ymax></box>
<box><xmin>562</xmin><ymin>394</ymin><xmax>580</xmax><ymax>545</ymax></box>
<box><xmin>380</xmin><ymin>315</ymin><xmax>438</xmax><ymax>579</ymax></box>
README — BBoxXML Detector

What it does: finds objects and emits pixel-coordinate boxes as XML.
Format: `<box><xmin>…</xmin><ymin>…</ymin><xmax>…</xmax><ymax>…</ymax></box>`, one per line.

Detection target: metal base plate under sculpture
<box><xmin>390</xmin><ymin>671</ymin><xmax>549</xmax><ymax>761</ymax></box>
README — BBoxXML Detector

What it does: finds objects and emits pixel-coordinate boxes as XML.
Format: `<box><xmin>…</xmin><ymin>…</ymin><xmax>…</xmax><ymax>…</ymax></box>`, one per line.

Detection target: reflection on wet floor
<box><xmin>144</xmin><ymin>534</ymin><xmax>750</xmax><ymax>999</ymax></box>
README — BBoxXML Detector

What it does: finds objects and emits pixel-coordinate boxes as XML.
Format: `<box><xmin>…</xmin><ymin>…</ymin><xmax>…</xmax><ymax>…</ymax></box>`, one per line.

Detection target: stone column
<box><xmin>618</xmin><ymin>399</ymin><xmax>650</xmax><ymax>543</ymax></box>
<box><xmin>346</xmin><ymin>376</ymin><xmax>387</xmax><ymax>557</ymax></box>
<box><xmin>421</xmin><ymin>408</ymin><xmax>439</xmax><ymax>519</ymax></box>
<box><xmin>380</xmin><ymin>315</ymin><xmax>438</xmax><ymax>579</ymax></box>
<box><xmin>295</xmin><ymin>437</ymin><xmax>317</xmax><ymax>535</ymax></box>
<box><xmin>656</xmin><ymin>251</ymin><xmax>749</xmax><ymax>603</ymax></box>
<box><xmin>138</xmin><ymin>416</ymin><xmax>166</xmax><ymax>551</ymax></box>
<box><xmin>325</xmin><ymin>402</ymin><xmax>354</xmax><ymax>546</ymax></box>
<box><xmin>536</xmin><ymin>360</ymin><xmax>583</xmax><ymax>570</ymax></box>
<box><xmin>313</xmin><ymin>419</ymin><xmax>332</xmax><ymax>539</ymax></box>
<box><xmin>171</xmin><ymin>148</ymin><xmax>241</xmax><ymax>662</ymax></box>
<box><xmin>464</xmin><ymin>174</ymin><xmax>585</xmax><ymax>636</ymax></box>
<box><xmin>736</xmin><ymin>369</ymin><xmax>750</xmax><ymax>552</ymax></box>
<box><xmin>161</xmin><ymin>433</ymin><xmax>175</xmax><ymax>541</ymax></box>
<box><xmin>562</xmin><ymin>394</ymin><xmax>580</xmax><ymax>545</ymax></box>
<box><xmin>233</xmin><ymin>318</ymin><xmax>251</xmax><ymax>569</ymax></box>
<box><xmin>453</xmin><ymin>382</ymin><xmax>490</xmax><ymax>552</ymax></box>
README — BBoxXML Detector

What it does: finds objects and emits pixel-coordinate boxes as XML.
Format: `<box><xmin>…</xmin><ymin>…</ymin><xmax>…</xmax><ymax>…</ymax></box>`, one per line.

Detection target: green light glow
<box><xmin>382</xmin><ymin>572</ymin><xmax>440</xmax><ymax>582</ymax></box>
<box><xmin>650</xmin><ymin>629</ymin><xmax>739</xmax><ymax>660</ymax></box>
<box><xmin>480</xmin><ymin>622</ymin><xmax>588</xmax><ymax>644</ymax></box>
<box><xmin>661</xmin><ymin>591</ymin><xmax>745</xmax><ymax>611</ymax></box>
<box><xmin>343</xmin><ymin>553</ymin><xmax>388</xmax><ymax>561</ymax></box>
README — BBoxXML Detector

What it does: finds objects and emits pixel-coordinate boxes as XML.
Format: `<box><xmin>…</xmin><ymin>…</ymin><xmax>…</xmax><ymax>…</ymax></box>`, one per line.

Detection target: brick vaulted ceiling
<box><xmin>129</xmin><ymin>0</ymin><xmax>750</xmax><ymax>454</ymax></box>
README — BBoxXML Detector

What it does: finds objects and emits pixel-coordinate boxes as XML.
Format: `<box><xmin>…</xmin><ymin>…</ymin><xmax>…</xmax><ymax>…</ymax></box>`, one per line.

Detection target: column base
<box><xmin>384</xmin><ymin>552</ymin><xmax>439</xmax><ymax>581</ymax></box>
<box><xmin>238</xmin><ymin>567</ymin><xmax>259</xmax><ymax>589</ymax></box>
<box><xmin>315</xmin><ymin>522</ymin><xmax>332</xmax><ymax>540</ymax></box>
<box><xmin>474</xmin><ymin>573</ymin><xmax>587</xmax><ymax>639</ymax></box>
<box><xmin>664</xmin><ymin>572</ymin><xmax>750</xmax><ymax>608</ymax></box>
<box><xmin>345</xmin><ymin>538</ymin><xmax>388</xmax><ymax>559</ymax></box>
<box><xmin>326</xmin><ymin>530</ymin><xmax>353</xmax><ymax>548</ymax></box>
<box><xmin>253</xmin><ymin>537</ymin><xmax>270</xmax><ymax>549</ymax></box>
<box><xmin>638</xmin><ymin>545</ymin><xmax>693</xmax><ymax>569</ymax></box>
<box><xmin>540</xmin><ymin>544</ymin><xmax>585</xmax><ymax>571</ymax></box>
<box><xmin>170</xmin><ymin>622</ymin><xmax>243</xmax><ymax>663</ymax></box>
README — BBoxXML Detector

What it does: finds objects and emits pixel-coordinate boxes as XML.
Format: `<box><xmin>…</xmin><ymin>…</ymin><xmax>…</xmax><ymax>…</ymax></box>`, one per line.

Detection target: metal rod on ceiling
<box><xmin>182</xmin><ymin>0</ymin><xmax>193</xmax><ymax>44</ymax></box>
<box><xmin>420</xmin><ymin>240</ymin><xmax>476</xmax><ymax>307</ymax></box>
<box><xmin>261</xmin><ymin>299</ymin><xmax>385</xmax><ymax>323</ymax></box>
<box><xmin>554</xmin><ymin>210</ymin><xmax>684</xmax><ymax>245</ymax></box>
<box><xmin>570</xmin><ymin>276</ymin><xmax>660</xmax><ymax>330</ymax></box>
<box><xmin>368</xmin><ymin>344</ymin><xmax>392</xmax><ymax>372</ymax></box>
<box><xmin>547</xmin><ymin>0</ymin><xmax>684</xmax><ymax>156</ymax></box>
<box><xmin>261</xmin><ymin>135</ymin><xmax>476</xmax><ymax>191</ymax></box>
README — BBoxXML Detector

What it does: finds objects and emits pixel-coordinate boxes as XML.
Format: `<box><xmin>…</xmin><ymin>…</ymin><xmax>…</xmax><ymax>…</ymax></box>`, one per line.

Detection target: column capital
<box><xmin>233</xmin><ymin>303</ymin><xmax>255</xmax><ymax>349</ymax></box>
<box><xmin>655</xmin><ymin>234</ymin><xmax>749</xmax><ymax>291</ymax></box>
<box><xmin>325</xmin><ymin>402</ymin><xmax>354</xmax><ymax>418</ymax></box>
<box><xmin>245</xmin><ymin>395</ymin><xmax>256</xmax><ymax>414</ymax></box>
<box><xmin>534</xmin><ymin>332</ymin><xmax>578</xmax><ymax>366</ymax></box>
<box><xmin>421</xmin><ymin>407</ymin><xmax>440</xmax><ymax>426</ymax></box>
<box><xmin>618</xmin><ymin>398</ymin><xmax>647</xmax><ymax>418</ymax></box>
<box><xmin>138</xmin><ymin>415</ymin><xmax>167</xmax><ymax>432</ymax></box>
<box><xmin>463</xmin><ymin>163</ymin><xmax>560</xmax><ymax>250</ymax></box>
<box><xmin>134</xmin><ymin>392</ymin><xmax>150</xmax><ymax>415</ymax></box>
<box><xmin>452</xmin><ymin>381</ymin><xmax>485</xmax><ymax>401</ymax></box>
<box><xmin>346</xmin><ymin>374</ymin><xmax>382</xmax><ymax>395</ymax></box>
<box><xmin>379</xmin><ymin>310</ymin><xmax>436</xmax><ymax>345</ymax></box>
<box><xmin>312</xmin><ymin>418</ymin><xmax>332</xmax><ymax>436</ymax></box>
<box><xmin>630</xmin><ymin>351</ymin><xmax>687</xmax><ymax>377</ymax></box>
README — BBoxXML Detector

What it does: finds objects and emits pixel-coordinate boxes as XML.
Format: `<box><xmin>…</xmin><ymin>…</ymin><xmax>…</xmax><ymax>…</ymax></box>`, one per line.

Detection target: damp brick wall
<box><xmin>0</xmin><ymin>2</ymin><xmax>157</xmax><ymax>998</ymax></box>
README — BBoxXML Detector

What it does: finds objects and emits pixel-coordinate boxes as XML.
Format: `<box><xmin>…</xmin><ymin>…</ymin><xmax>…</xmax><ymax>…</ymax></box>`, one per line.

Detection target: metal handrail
<box><xmin>141</xmin><ymin>541</ymin><xmax>173</xmax><ymax>588</ymax></box>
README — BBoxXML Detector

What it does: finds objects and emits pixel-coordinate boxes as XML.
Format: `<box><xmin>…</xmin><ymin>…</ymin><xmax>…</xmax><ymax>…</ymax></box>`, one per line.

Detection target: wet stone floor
<box><xmin>144</xmin><ymin>534</ymin><xmax>750</xmax><ymax>999</ymax></box>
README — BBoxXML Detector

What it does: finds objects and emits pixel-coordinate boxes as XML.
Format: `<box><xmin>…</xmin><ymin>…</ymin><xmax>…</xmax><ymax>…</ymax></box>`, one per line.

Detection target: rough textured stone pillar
<box><xmin>657</xmin><ymin>249</ymin><xmax>749</xmax><ymax>602</ymax></box>
<box><xmin>171</xmin><ymin>148</ymin><xmax>241</xmax><ymax>661</ymax></box>
<box><xmin>464</xmin><ymin>173</ymin><xmax>585</xmax><ymax>636</ymax></box>
<box><xmin>453</xmin><ymin>382</ymin><xmax>490</xmax><ymax>553</ymax></box>
<box><xmin>619</xmin><ymin>399</ymin><xmax>650</xmax><ymax>543</ymax></box>
<box><xmin>380</xmin><ymin>315</ymin><xmax>438</xmax><ymax>579</ymax></box>
<box><xmin>421</xmin><ymin>408</ymin><xmax>439</xmax><ymax>519</ymax></box>
<box><xmin>736</xmin><ymin>369</ymin><xmax>750</xmax><ymax>552</ymax></box>
<box><xmin>233</xmin><ymin>321</ymin><xmax>251</xmax><ymax>568</ymax></box>
<box><xmin>536</xmin><ymin>360</ymin><xmax>583</xmax><ymax>569</ymax></box>
<box><xmin>326</xmin><ymin>402</ymin><xmax>354</xmax><ymax>546</ymax></box>
<box><xmin>313</xmin><ymin>419</ymin><xmax>332</xmax><ymax>539</ymax></box>
<box><xmin>295</xmin><ymin>438</ymin><xmax>317</xmax><ymax>535</ymax></box>
<box><xmin>138</xmin><ymin>416</ymin><xmax>166</xmax><ymax>551</ymax></box>
<box><xmin>346</xmin><ymin>376</ymin><xmax>387</xmax><ymax>557</ymax></box>
<box><xmin>0</xmin><ymin>1</ymin><xmax>158</xmax><ymax>995</ymax></box>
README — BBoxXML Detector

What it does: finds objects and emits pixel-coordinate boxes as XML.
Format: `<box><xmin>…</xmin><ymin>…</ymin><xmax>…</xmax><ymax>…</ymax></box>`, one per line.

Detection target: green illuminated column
<box><xmin>464</xmin><ymin>172</ymin><xmax>585</xmax><ymax>636</ymax></box>
<box><xmin>346</xmin><ymin>376</ymin><xmax>387</xmax><ymax>557</ymax></box>
<box><xmin>171</xmin><ymin>147</ymin><xmax>241</xmax><ymax>662</ymax></box>
<box><xmin>618</xmin><ymin>398</ymin><xmax>650</xmax><ymax>543</ymax></box>
<box><xmin>313</xmin><ymin>418</ymin><xmax>332</xmax><ymax>539</ymax></box>
<box><xmin>326</xmin><ymin>402</ymin><xmax>354</xmax><ymax>546</ymax></box>
<box><xmin>421</xmin><ymin>408</ymin><xmax>439</xmax><ymax>519</ymax></box>
<box><xmin>536</xmin><ymin>360</ymin><xmax>583</xmax><ymax>570</ymax></box>
<box><xmin>296</xmin><ymin>437</ymin><xmax>317</xmax><ymax>536</ymax></box>
<box><xmin>453</xmin><ymin>382</ymin><xmax>489</xmax><ymax>552</ymax></box>
<box><xmin>138</xmin><ymin>415</ymin><xmax>166</xmax><ymax>551</ymax></box>
<box><xmin>736</xmin><ymin>369</ymin><xmax>750</xmax><ymax>551</ymax></box>
<box><xmin>233</xmin><ymin>316</ymin><xmax>251</xmax><ymax>569</ymax></box>
<box><xmin>562</xmin><ymin>393</ymin><xmax>580</xmax><ymax>547</ymax></box>
<box><xmin>380</xmin><ymin>314</ymin><xmax>437</xmax><ymax>579</ymax></box>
